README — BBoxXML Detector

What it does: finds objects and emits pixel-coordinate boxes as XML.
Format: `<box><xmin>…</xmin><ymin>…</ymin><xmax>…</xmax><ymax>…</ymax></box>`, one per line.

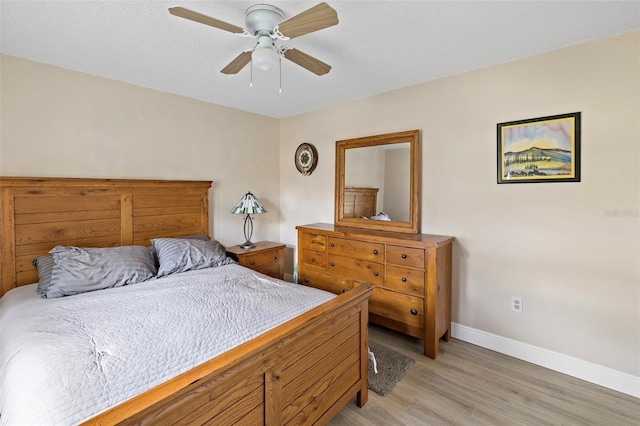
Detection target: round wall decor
<box><xmin>295</xmin><ymin>143</ymin><xmax>318</xmax><ymax>176</ymax></box>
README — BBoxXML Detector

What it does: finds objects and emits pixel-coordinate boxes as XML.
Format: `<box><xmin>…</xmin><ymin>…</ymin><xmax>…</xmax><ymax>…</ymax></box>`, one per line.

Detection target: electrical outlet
<box><xmin>511</xmin><ymin>296</ymin><xmax>523</xmax><ymax>313</ymax></box>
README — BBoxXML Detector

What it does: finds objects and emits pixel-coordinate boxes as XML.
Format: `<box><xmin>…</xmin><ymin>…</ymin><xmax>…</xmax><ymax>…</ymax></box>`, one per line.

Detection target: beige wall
<box><xmin>280</xmin><ymin>31</ymin><xmax>639</xmax><ymax>376</ymax></box>
<box><xmin>0</xmin><ymin>54</ymin><xmax>281</xmax><ymax>247</ymax></box>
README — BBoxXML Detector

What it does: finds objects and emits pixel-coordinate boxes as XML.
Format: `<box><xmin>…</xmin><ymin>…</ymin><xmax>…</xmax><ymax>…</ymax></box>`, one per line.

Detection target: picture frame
<box><xmin>497</xmin><ymin>112</ymin><xmax>581</xmax><ymax>184</ymax></box>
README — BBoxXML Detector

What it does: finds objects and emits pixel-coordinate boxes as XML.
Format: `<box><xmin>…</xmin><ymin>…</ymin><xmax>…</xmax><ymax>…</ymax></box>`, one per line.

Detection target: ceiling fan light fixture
<box><xmin>252</xmin><ymin>36</ymin><xmax>279</xmax><ymax>71</ymax></box>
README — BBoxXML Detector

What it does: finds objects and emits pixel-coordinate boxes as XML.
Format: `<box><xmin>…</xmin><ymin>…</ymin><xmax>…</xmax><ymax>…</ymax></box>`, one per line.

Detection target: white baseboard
<box><xmin>451</xmin><ymin>322</ymin><xmax>640</xmax><ymax>398</ymax></box>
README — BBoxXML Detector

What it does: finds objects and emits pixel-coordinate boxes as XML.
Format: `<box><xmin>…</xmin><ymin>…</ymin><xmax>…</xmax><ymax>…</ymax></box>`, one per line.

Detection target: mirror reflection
<box><xmin>344</xmin><ymin>143</ymin><xmax>410</xmax><ymax>222</ymax></box>
<box><xmin>335</xmin><ymin>129</ymin><xmax>420</xmax><ymax>234</ymax></box>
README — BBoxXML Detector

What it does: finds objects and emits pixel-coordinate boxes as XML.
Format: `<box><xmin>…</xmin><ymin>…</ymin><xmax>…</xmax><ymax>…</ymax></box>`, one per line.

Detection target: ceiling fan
<box><xmin>169</xmin><ymin>2</ymin><xmax>338</xmax><ymax>76</ymax></box>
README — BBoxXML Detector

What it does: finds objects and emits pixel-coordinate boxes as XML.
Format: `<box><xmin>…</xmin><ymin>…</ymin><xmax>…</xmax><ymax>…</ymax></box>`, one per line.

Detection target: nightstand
<box><xmin>226</xmin><ymin>241</ymin><xmax>285</xmax><ymax>280</ymax></box>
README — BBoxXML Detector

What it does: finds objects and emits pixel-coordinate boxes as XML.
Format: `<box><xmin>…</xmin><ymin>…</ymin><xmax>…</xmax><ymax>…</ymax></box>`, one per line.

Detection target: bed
<box><xmin>0</xmin><ymin>177</ymin><xmax>373</xmax><ymax>425</ymax></box>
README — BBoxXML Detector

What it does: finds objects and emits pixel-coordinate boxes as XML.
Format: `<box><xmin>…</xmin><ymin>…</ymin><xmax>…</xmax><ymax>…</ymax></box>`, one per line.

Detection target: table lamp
<box><xmin>230</xmin><ymin>191</ymin><xmax>266</xmax><ymax>249</ymax></box>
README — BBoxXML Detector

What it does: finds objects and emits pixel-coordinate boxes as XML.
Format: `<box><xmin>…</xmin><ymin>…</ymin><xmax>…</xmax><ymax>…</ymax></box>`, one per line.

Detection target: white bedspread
<box><xmin>0</xmin><ymin>264</ymin><xmax>335</xmax><ymax>425</ymax></box>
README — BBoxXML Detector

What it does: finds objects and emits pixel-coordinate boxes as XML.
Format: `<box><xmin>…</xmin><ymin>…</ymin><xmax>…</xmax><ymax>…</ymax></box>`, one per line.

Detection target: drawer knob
<box><xmin>311</xmin><ymin>258</ymin><xmax>316</xmax><ymax>262</ymax></box>
<box><xmin>373</xmin><ymin>249</ymin><xmax>378</xmax><ymax>254</ymax></box>
<box><xmin>402</xmin><ymin>277</ymin><xmax>407</xmax><ymax>282</ymax></box>
<box><xmin>342</xmin><ymin>289</ymin><xmax>348</xmax><ymax>293</ymax></box>
<box><xmin>304</xmin><ymin>278</ymin><xmax>309</xmax><ymax>283</ymax></box>
<box><xmin>331</xmin><ymin>262</ymin><xmax>335</xmax><ymax>267</ymax></box>
<box><xmin>311</xmin><ymin>239</ymin><xmax>315</xmax><ymax>244</ymax></box>
<box><xmin>410</xmin><ymin>308</ymin><xmax>418</xmax><ymax>315</ymax></box>
<box><xmin>330</xmin><ymin>243</ymin><xmax>335</xmax><ymax>247</ymax></box>
<box><xmin>272</xmin><ymin>256</ymin><xmax>277</xmax><ymax>260</ymax></box>
<box><xmin>402</xmin><ymin>254</ymin><xmax>407</xmax><ymax>259</ymax></box>
<box><xmin>250</xmin><ymin>261</ymin><xmax>255</xmax><ymax>265</ymax></box>
<box><xmin>373</xmin><ymin>272</ymin><xmax>379</xmax><ymax>277</ymax></box>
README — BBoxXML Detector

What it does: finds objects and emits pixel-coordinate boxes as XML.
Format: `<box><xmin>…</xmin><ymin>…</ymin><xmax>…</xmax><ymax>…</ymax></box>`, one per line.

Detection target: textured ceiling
<box><xmin>1</xmin><ymin>1</ymin><xmax>639</xmax><ymax>118</ymax></box>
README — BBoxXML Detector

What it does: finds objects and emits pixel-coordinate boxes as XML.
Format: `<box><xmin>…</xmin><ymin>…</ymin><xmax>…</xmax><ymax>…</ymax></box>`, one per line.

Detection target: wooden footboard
<box><xmin>86</xmin><ymin>283</ymin><xmax>373</xmax><ymax>425</ymax></box>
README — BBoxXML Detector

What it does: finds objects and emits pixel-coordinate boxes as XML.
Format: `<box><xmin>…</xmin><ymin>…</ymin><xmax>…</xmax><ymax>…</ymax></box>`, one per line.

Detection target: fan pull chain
<box><xmin>279</xmin><ymin>57</ymin><xmax>282</xmax><ymax>93</ymax></box>
<box><xmin>250</xmin><ymin>58</ymin><xmax>253</xmax><ymax>88</ymax></box>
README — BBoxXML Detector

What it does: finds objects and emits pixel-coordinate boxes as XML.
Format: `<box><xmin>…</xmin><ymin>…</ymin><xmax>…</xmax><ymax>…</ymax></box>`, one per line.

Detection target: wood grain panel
<box><xmin>282</xmin><ymin>334</ymin><xmax>359</xmax><ymax>408</ymax></box>
<box><xmin>119</xmin><ymin>364</ymin><xmax>264</xmax><ymax>425</ymax></box>
<box><xmin>133</xmin><ymin>212</ymin><xmax>201</xmax><ymax>233</ymax></box>
<box><xmin>15</xmin><ymin>236</ymin><xmax>120</xmax><ymax>257</ymax></box>
<box><xmin>133</xmin><ymin>205</ymin><xmax>200</xmax><ymax>217</ymax></box>
<box><xmin>133</xmin><ymin>194</ymin><xmax>201</xmax><ymax>209</ymax></box>
<box><xmin>16</xmin><ymin>270</ymin><xmax>38</xmax><ymax>287</ymax></box>
<box><xmin>284</xmin><ymin>360</ymin><xmax>360</xmax><ymax>425</ymax></box>
<box><xmin>15</xmin><ymin>218</ymin><xmax>121</xmax><ymax>246</ymax></box>
<box><xmin>281</xmin><ymin>317</ymin><xmax>359</xmax><ymax>388</ymax></box>
<box><xmin>133</xmin><ymin>226</ymin><xmax>203</xmax><ymax>246</ymax></box>
<box><xmin>15</xmin><ymin>209</ymin><xmax>120</xmax><ymax>225</ymax></box>
<box><xmin>14</xmin><ymin>195</ymin><xmax>121</xmax><ymax>214</ymax></box>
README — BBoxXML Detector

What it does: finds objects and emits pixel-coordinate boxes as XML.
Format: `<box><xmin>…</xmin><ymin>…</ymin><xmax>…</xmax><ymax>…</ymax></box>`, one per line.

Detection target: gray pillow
<box><xmin>45</xmin><ymin>245</ymin><xmax>157</xmax><ymax>299</ymax></box>
<box><xmin>32</xmin><ymin>255</ymin><xmax>54</xmax><ymax>297</ymax></box>
<box><xmin>151</xmin><ymin>238</ymin><xmax>235</xmax><ymax>278</ymax></box>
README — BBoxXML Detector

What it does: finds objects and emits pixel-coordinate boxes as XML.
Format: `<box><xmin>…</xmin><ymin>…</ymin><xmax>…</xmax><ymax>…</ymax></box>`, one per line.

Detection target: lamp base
<box><xmin>239</xmin><ymin>240</ymin><xmax>256</xmax><ymax>249</ymax></box>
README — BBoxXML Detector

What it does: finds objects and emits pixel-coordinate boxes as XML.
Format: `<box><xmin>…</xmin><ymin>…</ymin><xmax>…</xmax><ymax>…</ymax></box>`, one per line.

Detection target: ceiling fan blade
<box><xmin>277</xmin><ymin>3</ymin><xmax>338</xmax><ymax>39</ymax></box>
<box><xmin>169</xmin><ymin>7</ymin><xmax>245</xmax><ymax>34</ymax></box>
<box><xmin>284</xmin><ymin>48</ymin><xmax>331</xmax><ymax>76</ymax></box>
<box><xmin>221</xmin><ymin>51</ymin><xmax>252</xmax><ymax>74</ymax></box>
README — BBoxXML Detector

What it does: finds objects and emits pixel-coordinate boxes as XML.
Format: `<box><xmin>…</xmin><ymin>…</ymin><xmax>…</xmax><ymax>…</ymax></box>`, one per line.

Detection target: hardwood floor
<box><xmin>330</xmin><ymin>324</ymin><xmax>639</xmax><ymax>425</ymax></box>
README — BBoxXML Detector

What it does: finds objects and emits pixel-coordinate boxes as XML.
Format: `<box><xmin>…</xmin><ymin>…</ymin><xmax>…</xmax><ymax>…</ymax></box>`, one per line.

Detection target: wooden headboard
<box><xmin>0</xmin><ymin>177</ymin><xmax>211</xmax><ymax>297</ymax></box>
<box><xmin>343</xmin><ymin>187</ymin><xmax>378</xmax><ymax>218</ymax></box>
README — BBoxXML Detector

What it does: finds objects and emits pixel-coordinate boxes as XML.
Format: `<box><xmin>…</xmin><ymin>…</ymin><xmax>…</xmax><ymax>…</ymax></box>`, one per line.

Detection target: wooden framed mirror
<box><xmin>335</xmin><ymin>129</ymin><xmax>420</xmax><ymax>234</ymax></box>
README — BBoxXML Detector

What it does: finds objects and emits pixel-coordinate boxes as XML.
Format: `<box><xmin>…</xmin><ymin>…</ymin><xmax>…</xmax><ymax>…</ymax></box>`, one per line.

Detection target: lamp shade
<box><xmin>252</xmin><ymin>35</ymin><xmax>279</xmax><ymax>72</ymax></box>
<box><xmin>231</xmin><ymin>192</ymin><xmax>266</xmax><ymax>215</ymax></box>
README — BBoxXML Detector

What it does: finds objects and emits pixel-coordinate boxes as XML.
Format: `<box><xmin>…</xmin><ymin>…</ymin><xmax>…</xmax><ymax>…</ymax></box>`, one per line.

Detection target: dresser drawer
<box><xmin>386</xmin><ymin>245</ymin><xmax>425</xmax><ymax>269</ymax></box>
<box><xmin>327</xmin><ymin>254</ymin><xmax>384</xmax><ymax>286</ymax></box>
<box><xmin>369</xmin><ymin>287</ymin><xmax>424</xmax><ymax>330</ymax></box>
<box><xmin>300</xmin><ymin>232</ymin><xmax>326</xmax><ymax>251</ymax></box>
<box><xmin>327</xmin><ymin>237</ymin><xmax>384</xmax><ymax>262</ymax></box>
<box><xmin>301</xmin><ymin>249</ymin><xmax>326</xmax><ymax>269</ymax></box>
<box><xmin>385</xmin><ymin>265</ymin><xmax>425</xmax><ymax>297</ymax></box>
<box><xmin>240</xmin><ymin>249</ymin><xmax>282</xmax><ymax>271</ymax></box>
<box><xmin>299</xmin><ymin>268</ymin><xmax>352</xmax><ymax>294</ymax></box>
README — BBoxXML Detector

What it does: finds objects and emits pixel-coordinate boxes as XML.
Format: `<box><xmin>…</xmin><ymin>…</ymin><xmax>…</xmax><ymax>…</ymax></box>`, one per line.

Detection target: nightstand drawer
<box><xmin>241</xmin><ymin>250</ymin><xmax>281</xmax><ymax>270</ymax></box>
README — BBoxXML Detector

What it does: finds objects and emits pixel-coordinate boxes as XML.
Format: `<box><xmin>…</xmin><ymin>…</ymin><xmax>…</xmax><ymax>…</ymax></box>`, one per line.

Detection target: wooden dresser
<box><xmin>296</xmin><ymin>223</ymin><xmax>454</xmax><ymax>358</ymax></box>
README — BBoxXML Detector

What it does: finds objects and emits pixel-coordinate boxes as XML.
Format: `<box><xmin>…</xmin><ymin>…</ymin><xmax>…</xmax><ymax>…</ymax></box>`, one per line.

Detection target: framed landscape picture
<box><xmin>497</xmin><ymin>112</ymin><xmax>581</xmax><ymax>184</ymax></box>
